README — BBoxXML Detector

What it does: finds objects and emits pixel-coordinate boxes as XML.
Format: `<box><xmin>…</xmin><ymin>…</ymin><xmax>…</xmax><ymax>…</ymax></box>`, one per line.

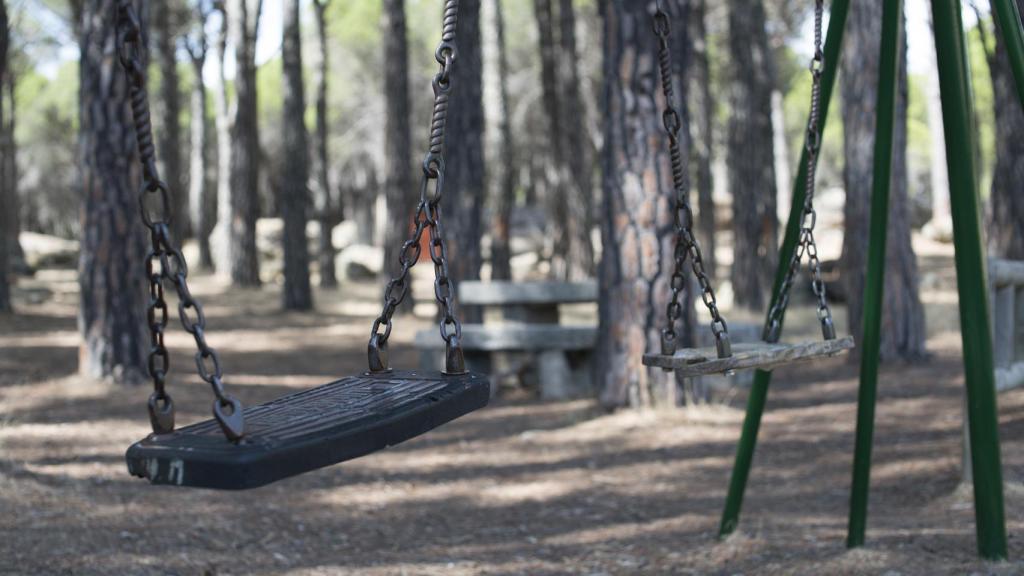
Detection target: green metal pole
<box><xmin>931</xmin><ymin>0</ymin><xmax>1008</xmax><ymax>560</ymax></box>
<box><xmin>993</xmin><ymin>0</ymin><xmax>1024</xmax><ymax>110</ymax></box>
<box><xmin>846</xmin><ymin>0</ymin><xmax>903</xmax><ymax>549</ymax></box>
<box><xmin>718</xmin><ymin>0</ymin><xmax>851</xmax><ymax>538</ymax></box>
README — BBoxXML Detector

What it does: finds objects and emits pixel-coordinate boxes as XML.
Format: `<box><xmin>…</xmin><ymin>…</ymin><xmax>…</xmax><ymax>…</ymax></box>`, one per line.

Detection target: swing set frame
<box><xmin>717</xmin><ymin>0</ymin><xmax>1024</xmax><ymax>561</ymax></box>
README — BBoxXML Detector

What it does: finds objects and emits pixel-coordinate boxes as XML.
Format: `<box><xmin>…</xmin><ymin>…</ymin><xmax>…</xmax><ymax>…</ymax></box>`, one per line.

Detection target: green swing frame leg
<box><xmin>845</xmin><ymin>0</ymin><xmax>903</xmax><ymax>549</ymax></box>
<box><xmin>717</xmin><ymin>0</ymin><xmax>851</xmax><ymax>538</ymax></box>
<box><xmin>848</xmin><ymin>0</ymin><xmax>1012</xmax><ymax>558</ymax></box>
<box><xmin>934</xmin><ymin>0</ymin><xmax>1008</xmax><ymax>560</ymax></box>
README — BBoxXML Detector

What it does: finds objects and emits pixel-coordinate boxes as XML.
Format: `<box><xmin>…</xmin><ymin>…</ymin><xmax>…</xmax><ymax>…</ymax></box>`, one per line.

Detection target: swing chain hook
<box><xmin>116</xmin><ymin>0</ymin><xmax>245</xmax><ymax>441</ymax></box>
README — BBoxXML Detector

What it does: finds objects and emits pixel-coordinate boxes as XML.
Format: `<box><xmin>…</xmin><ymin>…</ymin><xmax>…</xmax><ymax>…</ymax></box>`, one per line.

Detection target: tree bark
<box><xmin>487</xmin><ymin>0</ymin><xmax>515</xmax><ymax>281</ymax></box>
<box><xmin>687</xmin><ymin>0</ymin><xmax>715</xmax><ymax>279</ymax></box>
<box><xmin>988</xmin><ymin>0</ymin><xmax>1024</xmax><ymax>259</ymax></box>
<box><xmin>534</xmin><ymin>0</ymin><xmax>572</xmax><ymax>280</ymax></box>
<box><xmin>225</xmin><ymin>0</ymin><xmax>262</xmax><ymax>286</ymax></box>
<box><xmin>3</xmin><ymin>60</ymin><xmax>22</xmax><ymax>272</ymax></box>
<box><xmin>726</xmin><ymin>0</ymin><xmax>777</xmax><ymax>311</ymax></box>
<box><xmin>381</xmin><ymin>0</ymin><xmax>414</xmax><ymax>308</ymax></box>
<box><xmin>186</xmin><ymin>2</ymin><xmax>214</xmax><ymax>270</ymax></box>
<box><xmin>597</xmin><ymin>0</ymin><xmax>689</xmax><ymax>409</ymax></box>
<box><xmin>153</xmin><ymin>1</ymin><xmax>186</xmax><ymax>242</ymax></box>
<box><xmin>77</xmin><ymin>0</ymin><xmax>150</xmax><ymax>384</ymax></box>
<box><xmin>556</xmin><ymin>0</ymin><xmax>595</xmax><ymax>279</ymax></box>
<box><xmin>279</xmin><ymin>0</ymin><xmax>313</xmax><ymax>310</ymax></box>
<box><xmin>841</xmin><ymin>1</ymin><xmax>925</xmax><ymax>361</ymax></box>
<box><xmin>312</xmin><ymin>0</ymin><xmax>336</xmax><ymax>287</ymax></box>
<box><xmin>0</xmin><ymin>0</ymin><xmax>10</xmax><ymax>313</ymax></box>
<box><xmin>212</xmin><ymin>4</ymin><xmax>232</xmax><ymax>275</ymax></box>
<box><xmin>447</xmin><ymin>0</ymin><xmax>486</xmax><ymax>319</ymax></box>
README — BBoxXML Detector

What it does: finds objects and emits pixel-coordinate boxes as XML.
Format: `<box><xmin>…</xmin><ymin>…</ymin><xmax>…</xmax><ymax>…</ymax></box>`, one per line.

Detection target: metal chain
<box><xmin>652</xmin><ymin>3</ymin><xmax>731</xmax><ymax>360</ymax></box>
<box><xmin>368</xmin><ymin>0</ymin><xmax>466</xmax><ymax>375</ymax></box>
<box><xmin>116</xmin><ymin>1</ymin><xmax>245</xmax><ymax>442</ymax></box>
<box><xmin>763</xmin><ymin>0</ymin><xmax>836</xmax><ymax>344</ymax></box>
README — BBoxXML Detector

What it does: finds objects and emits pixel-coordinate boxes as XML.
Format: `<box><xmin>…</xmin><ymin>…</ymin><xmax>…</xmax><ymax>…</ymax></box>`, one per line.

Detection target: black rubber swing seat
<box><xmin>642</xmin><ymin>336</ymin><xmax>855</xmax><ymax>377</ymax></box>
<box><xmin>125</xmin><ymin>370</ymin><xmax>490</xmax><ymax>490</ymax></box>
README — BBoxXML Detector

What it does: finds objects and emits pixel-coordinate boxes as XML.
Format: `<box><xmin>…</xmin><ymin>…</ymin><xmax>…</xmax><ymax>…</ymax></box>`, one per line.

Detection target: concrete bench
<box><xmin>416</xmin><ymin>281</ymin><xmax>598</xmax><ymax>400</ymax></box>
<box><xmin>990</xmin><ymin>259</ymin><xmax>1024</xmax><ymax>392</ymax></box>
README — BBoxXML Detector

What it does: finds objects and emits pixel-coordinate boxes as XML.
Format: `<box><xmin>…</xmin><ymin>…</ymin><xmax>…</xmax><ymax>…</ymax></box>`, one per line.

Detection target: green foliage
<box><xmin>14</xmin><ymin>60</ymin><xmax>80</xmax><ymax>237</ymax></box>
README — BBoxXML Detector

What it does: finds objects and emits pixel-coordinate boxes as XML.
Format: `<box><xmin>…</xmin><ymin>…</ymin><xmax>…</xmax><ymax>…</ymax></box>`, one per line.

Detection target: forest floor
<box><xmin>2</xmin><ymin>244</ymin><xmax>1024</xmax><ymax>575</ymax></box>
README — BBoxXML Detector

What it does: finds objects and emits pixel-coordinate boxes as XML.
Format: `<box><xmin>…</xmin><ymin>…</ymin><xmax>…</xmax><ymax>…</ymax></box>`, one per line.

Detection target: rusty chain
<box><xmin>117</xmin><ymin>1</ymin><xmax>245</xmax><ymax>442</ymax></box>
<box><xmin>368</xmin><ymin>0</ymin><xmax>466</xmax><ymax>375</ymax></box>
<box><xmin>763</xmin><ymin>0</ymin><xmax>836</xmax><ymax>344</ymax></box>
<box><xmin>652</xmin><ymin>2</ymin><xmax>732</xmax><ymax>360</ymax></box>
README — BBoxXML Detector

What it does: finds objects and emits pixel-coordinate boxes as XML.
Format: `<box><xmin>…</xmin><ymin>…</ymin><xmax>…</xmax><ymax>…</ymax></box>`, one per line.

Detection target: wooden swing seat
<box><xmin>642</xmin><ymin>336</ymin><xmax>855</xmax><ymax>377</ymax></box>
<box><xmin>125</xmin><ymin>371</ymin><xmax>490</xmax><ymax>490</ymax></box>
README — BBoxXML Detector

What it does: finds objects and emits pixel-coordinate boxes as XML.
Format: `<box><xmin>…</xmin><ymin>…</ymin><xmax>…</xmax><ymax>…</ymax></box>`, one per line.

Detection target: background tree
<box><xmin>533</xmin><ymin>0</ymin><xmax>572</xmax><ymax>279</ymax></box>
<box><xmin>447</xmin><ymin>0</ymin><xmax>485</xmax><ymax>310</ymax></box>
<box><xmin>841</xmin><ymin>2</ymin><xmax>925</xmax><ymax>360</ymax></box>
<box><xmin>726</xmin><ymin>0</ymin><xmax>777</xmax><ymax>310</ymax></box>
<box><xmin>212</xmin><ymin>4</ymin><xmax>232</xmax><ymax>274</ymax></box>
<box><xmin>0</xmin><ymin>0</ymin><xmax>9</xmax><ymax>313</ymax></box>
<box><xmin>487</xmin><ymin>0</ymin><xmax>515</xmax><ymax>281</ymax></box>
<box><xmin>687</xmin><ymin>0</ymin><xmax>715</xmax><ymax>278</ymax></box>
<box><xmin>77</xmin><ymin>0</ymin><xmax>149</xmax><ymax>384</ymax></box>
<box><xmin>184</xmin><ymin>1</ymin><xmax>214</xmax><ymax>270</ymax></box>
<box><xmin>312</xmin><ymin>0</ymin><xmax>336</xmax><ymax>287</ymax></box>
<box><xmin>381</xmin><ymin>0</ymin><xmax>413</xmax><ymax>307</ymax></box>
<box><xmin>224</xmin><ymin>0</ymin><xmax>262</xmax><ymax>286</ymax></box>
<box><xmin>153</xmin><ymin>1</ymin><xmax>186</xmax><ymax>242</ymax></box>
<box><xmin>1</xmin><ymin>6</ymin><xmax>20</xmax><ymax>274</ymax></box>
<box><xmin>986</xmin><ymin>0</ymin><xmax>1024</xmax><ymax>259</ymax></box>
<box><xmin>280</xmin><ymin>0</ymin><xmax>312</xmax><ymax>310</ymax></box>
<box><xmin>556</xmin><ymin>0</ymin><xmax>594</xmax><ymax>279</ymax></box>
<box><xmin>597</xmin><ymin>0</ymin><xmax>691</xmax><ymax>408</ymax></box>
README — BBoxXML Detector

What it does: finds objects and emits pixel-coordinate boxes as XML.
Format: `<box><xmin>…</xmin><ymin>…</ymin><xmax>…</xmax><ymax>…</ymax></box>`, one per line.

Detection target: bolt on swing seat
<box><xmin>640</xmin><ymin>4</ymin><xmax>853</xmax><ymax>379</ymax></box>
<box><xmin>116</xmin><ymin>0</ymin><xmax>488</xmax><ymax>490</ymax></box>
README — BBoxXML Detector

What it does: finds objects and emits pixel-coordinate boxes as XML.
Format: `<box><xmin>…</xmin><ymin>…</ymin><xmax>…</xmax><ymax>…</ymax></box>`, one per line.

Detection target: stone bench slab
<box><xmin>459</xmin><ymin>281</ymin><xmax>597</xmax><ymax>306</ymax></box>
<box><xmin>416</xmin><ymin>324</ymin><xmax>597</xmax><ymax>352</ymax></box>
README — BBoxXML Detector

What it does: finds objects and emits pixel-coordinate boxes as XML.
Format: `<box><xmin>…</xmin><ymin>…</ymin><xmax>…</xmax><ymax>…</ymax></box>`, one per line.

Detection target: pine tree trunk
<box><xmin>726</xmin><ymin>0</ymin><xmax>777</xmax><ymax>311</ymax></box>
<box><xmin>381</xmin><ymin>0</ymin><xmax>414</xmax><ymax>309</ymax></box>
<box><xmin>556</xmin><ymin>0</ymin><xmax>595</xmax><ymax>279</ymax></box>
<box><xmin>488</xmin><ymin>0</ymin><xmax>515</xmax><ymax>281</ymax></box>
<box><xmin>447</xmin><ymin>0</ymin><xmax>486</xmax><ymax>319</ymax></box>
<box><xmin>597</xmin><ymin>0</ymin><xmax>689</xmax><ymax>409</ymax></box>
<box><xmin>687</xmin><ymin>0</ymin><xmax>715</xmax><ymax>279</ymax></box>
<box><xmin>153</xmin><ymin>1</ymin><xmax>186</xmax><ymax>242</ymax></box>
<box><xmin>313</xmin><ymin>0</ymin><xmax>336</xmax><ymax>287</ymax></box>
<box><xmin>533</xmin><ymin>0</ymin><xmax>569</xmax><ymax>279</ymax></box>
<box><xmin>280</xmin><ymin>0</ymin><xmax>312</xmax><ymax>310</ymax></box>
<box><xmin>841</xmin><ymin>2</ymin><xmax>926</xmax><ymax>361</ymax></box>
<box><xmin>3</xmin><ymin>67</ymin><xmax>22</xmax><ymax>271</ymax></box>
<box><xmin>212</xmin><ymin>5</ymin><xmax>232</xmax><ymax>275</ymax></box>
<box><xmin>77</xmin><ymin>0</ymin><xmax>150</xmax><ymax>384</ymax></box>
<box><xmin>0</xmin><ymin>0</ymin><xmax>10</xmax><ymax>313</ymax></box>
<box><xmin>988</xmin><ymin>0</ymin><xmax>1024</xmax><ymax>259</ymax></box>
<box><xmin>187</xmin><ymin>6</ymin><xmax>214</xmax><ymax>270</ymax></box>
<box><xmin>225</xmin><ymin>0</ymin><xmax>261</xmax><ymax>286</ymax></box>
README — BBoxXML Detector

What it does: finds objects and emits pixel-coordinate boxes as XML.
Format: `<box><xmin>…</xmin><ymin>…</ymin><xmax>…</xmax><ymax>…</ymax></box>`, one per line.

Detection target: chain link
<box><xmin>369</xmin><ymin>0</ymin><xmax>466</xmax><ymax>375</ymax></box>
<box><xmin>652</xmin><ymin>3</ymin><xmax>731</xmax><ymax>360</ymax></box>
<box><xmin>763</xmin><ymin>0</ymin><xmax>836</xmax><ymax>343</ymax></box>
<box><xmin>116</xmin><ymin>1</ymin><xmax>245</xmax><ymax>442</ymax></box>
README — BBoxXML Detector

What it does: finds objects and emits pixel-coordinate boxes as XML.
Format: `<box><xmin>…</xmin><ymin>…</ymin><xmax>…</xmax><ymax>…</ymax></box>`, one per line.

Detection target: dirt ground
<box><xmin>1</xmin><ymin>264</ymin><xmax>1023</xmax><ymax>575</ymax></box>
